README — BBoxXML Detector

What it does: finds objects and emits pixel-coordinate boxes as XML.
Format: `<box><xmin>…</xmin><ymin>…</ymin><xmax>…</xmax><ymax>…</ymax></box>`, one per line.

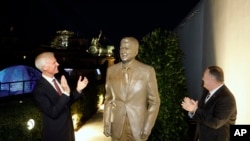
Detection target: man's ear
<box><xmin>41</xmin><ymin>65</ymin><xmax>47</xmax><ymax>71</ymax></box>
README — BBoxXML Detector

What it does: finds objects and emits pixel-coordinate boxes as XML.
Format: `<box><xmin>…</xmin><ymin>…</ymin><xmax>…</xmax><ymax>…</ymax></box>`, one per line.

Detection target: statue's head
<box><xmin>119</xmin><ymin>37</ymin><xmax>139</xmax><ymax>63</ymax></box>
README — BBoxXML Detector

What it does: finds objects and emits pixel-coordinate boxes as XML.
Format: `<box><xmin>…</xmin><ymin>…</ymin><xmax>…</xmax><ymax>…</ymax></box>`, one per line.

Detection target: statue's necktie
<box><xmin>53</xmin><ymin>79</ymin><xmax>62</xmax><ymax>96</ymax></box>
<box><xmin>122</xmin><ymin>67</ymin><xmax>129</xmax><ymax>84</ymax></box>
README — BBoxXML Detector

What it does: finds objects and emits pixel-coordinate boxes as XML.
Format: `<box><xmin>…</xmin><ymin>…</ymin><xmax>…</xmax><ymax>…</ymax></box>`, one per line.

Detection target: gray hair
<box><xmin>35</xmin><ymin>52</ymin><xmax>54</xmax><ymax>71</ymax></box>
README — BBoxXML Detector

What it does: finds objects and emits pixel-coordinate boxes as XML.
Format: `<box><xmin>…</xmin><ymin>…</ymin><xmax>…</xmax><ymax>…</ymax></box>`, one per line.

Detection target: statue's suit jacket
<box><xmin>193</xmin><ymin>85</ymin><xmax>237</xmax><ymax>141</ymax></box>
<box><xmin>33</xmin><ymin>76</ymin><xmax>82</xmax><ymax>141</ymax></box>
<box><xmin>103</xmin><ymin>60</ymin><xmax>160</xmax><ymax>140</ymax></box>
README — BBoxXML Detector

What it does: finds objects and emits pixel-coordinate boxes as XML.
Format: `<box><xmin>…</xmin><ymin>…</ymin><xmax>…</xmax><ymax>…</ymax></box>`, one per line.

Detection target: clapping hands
<box><xmin>60</xmin><ymin>75</ymin><xmax>70</xmax><ymax>93</ymax></box>
<box><xmin>76</xmin><ymin>76</ymin><xmax>89</xmax><ymax>93</ymax></box>
<box><xmin>181</xmin><ymin>97</ymin><xmax>198</xmax><ymax>113</ymax></box>
<box><xmin>60</xmin><ymin>75</ymin><xmax>88</xmax><ymax>94</ymax></box>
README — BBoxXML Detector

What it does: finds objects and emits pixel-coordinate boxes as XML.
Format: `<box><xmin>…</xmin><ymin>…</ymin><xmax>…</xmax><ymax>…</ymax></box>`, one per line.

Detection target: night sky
<box><xmin>2</xmin><ymin>0</ymin><xmax>200</xmax><ymax>46</ymax></box>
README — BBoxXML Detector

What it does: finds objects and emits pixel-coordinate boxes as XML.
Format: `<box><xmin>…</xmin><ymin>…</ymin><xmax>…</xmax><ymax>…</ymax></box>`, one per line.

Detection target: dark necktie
<box><xmin>205</xmin><ymin>93</ymin><xmax>211</xmax><ymax>103</ymax></box>
<box><xmin>53</xmin><ymin>79</ymin><xmax>62</xmax><ymax>96</ymax></box>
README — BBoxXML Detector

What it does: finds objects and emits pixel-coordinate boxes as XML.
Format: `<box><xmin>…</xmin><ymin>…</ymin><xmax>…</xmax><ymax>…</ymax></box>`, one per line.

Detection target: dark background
<box><xmin>1</xmin><ymin>0</ymin><xmax>200</xmax><ymax>46</ymax></box>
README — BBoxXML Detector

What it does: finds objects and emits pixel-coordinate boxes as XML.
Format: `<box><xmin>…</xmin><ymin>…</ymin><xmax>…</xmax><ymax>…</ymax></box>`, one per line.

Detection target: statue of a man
<box><xmin>103</xmin><ymin>37</ymin><xmax>161</xmax><ymax>141</ymax></box>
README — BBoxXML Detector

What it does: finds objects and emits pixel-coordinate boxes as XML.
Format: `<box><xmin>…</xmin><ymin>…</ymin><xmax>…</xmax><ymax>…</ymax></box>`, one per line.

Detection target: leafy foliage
<box><xmin>0</xmin><ymin>96</ymin><xmax>42</xmax><ymax>141</ymax></box>
<box><xmin>137</xmin><ymin>28</ymin><xmax>189</xmax><ymax>141</ymax></box>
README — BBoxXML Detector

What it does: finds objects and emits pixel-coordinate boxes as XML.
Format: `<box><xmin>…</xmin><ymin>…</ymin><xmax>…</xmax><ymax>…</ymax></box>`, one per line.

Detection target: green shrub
<box><xmin>138</xmin><ymin>28</ymin><xmax>189</xmax><ymax>141</ymax></box>
<box><xmin>0</xmin><ymin>95</ymin><xmax>42</xmax><ymax>141</ymax></box>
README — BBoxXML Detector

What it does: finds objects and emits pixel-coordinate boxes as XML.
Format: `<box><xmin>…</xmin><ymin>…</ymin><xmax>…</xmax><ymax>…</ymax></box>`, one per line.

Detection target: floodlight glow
<box><xmin>72</xmin><ymin>114</ymin><xmax>80</xmax><ymax>130</ymax></box>
<box><xmin>27</xmin><ymin>119</ymin><xmax>35</xmax><ymax>130</ymax></box>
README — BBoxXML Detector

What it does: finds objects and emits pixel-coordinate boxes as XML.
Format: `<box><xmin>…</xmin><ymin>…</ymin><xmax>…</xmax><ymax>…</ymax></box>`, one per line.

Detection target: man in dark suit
<box><xmin>103</xmin><ymin>37</ymin><xmax>161</xmax><ymax>141</ymax></box>
<box><xmin>33</xmin><ymin>52</ymin><xmax>88</xmax><ymax>141</ymax></box>
<box><xmin>181</xmin><ymin>66</ymin><xmax>237</xmax><ymax>141</ymax></box>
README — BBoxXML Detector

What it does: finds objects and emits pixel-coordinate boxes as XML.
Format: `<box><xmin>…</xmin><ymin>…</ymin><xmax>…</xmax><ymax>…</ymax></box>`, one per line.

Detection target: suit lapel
<box><xmin>204</xmin><ymin>85</ymin><xmax>224</xmax><ymax>105</ymax></box>
<box><xmin>40</xmin><ymin>77</ymin><xmax>60</xmax><ymax>97</ymax></box>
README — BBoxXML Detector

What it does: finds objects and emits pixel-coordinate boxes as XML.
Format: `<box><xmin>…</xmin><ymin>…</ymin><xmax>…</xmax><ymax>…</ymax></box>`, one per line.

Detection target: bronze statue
<box><xmin>103</xmin><ymin>37</ymin><xmax>160</xmax><ymax>141</ymax></box>
<box><xmin>88</xmin><ymin>30</ymin><xmax>115</xmax><ymax>56</ymax></box>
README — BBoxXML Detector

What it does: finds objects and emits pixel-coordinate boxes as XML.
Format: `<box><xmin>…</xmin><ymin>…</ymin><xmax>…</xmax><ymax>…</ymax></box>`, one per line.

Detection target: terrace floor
<box><xmin>75</xmin><ymin>105</ymin><xmax>111</xmax><ymax>141</ymax></box>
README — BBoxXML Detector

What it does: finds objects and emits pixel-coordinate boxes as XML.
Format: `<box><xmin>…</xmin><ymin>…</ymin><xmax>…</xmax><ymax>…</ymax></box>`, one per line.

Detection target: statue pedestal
<box><xmin>100</xmin><ymin>57</ymin><xmax>116</xmax><ymax>67</ymax></box>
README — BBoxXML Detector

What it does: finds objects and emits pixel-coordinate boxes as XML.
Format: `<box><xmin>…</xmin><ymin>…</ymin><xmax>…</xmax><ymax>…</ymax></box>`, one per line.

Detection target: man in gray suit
<box><xmin>103</xmin><ymin>37</ymin><xmax>160</xmax><ymax>141</ymax></box>
<box><xmin>181</xmin><ymin>66</ymin><xmax>237</xmax><ymax>141</ymax></box>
